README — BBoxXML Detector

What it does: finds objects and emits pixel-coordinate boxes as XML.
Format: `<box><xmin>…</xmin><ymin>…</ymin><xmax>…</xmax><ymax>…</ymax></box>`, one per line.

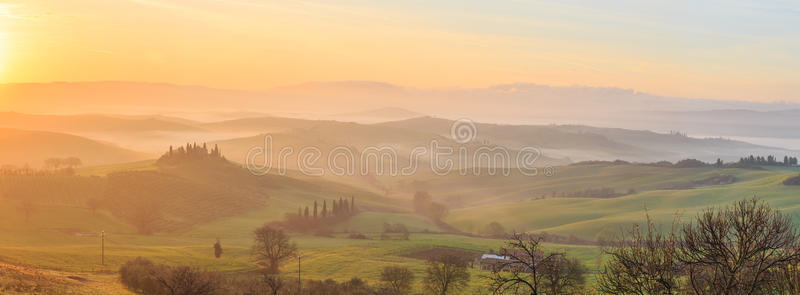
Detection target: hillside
<box><xmin>210</xmin><ymin>119</ymin><xmax>571</xmax><ymax>176</ymax></box>
<box><xmin>3</xmin><ymin>158</ymin><xmax>800</xmax><ymax>294</ymax></box>
<box><xmin>331</xmin><ymin>107</ymin><xmax>425</xmax><ymax>123</ymax></box>
<box><xmin>379</xmin><ymin>117</ymin><xmax>795</xmax><ymax>162</ymax></box>
<box><xmin>552</xmin><ymin>125</ymin><xmax>791</xmax><ymax>161</ymax></box>
<box><xmin>444</xmin><ymin>164</ymin><xmax>800</xmax><ymax>240</ymax></box>
<box><xmin>625</xmin><ymin>109</ymin><xmax>800</xmax><ymax>142</ymax></box>
<box><xmin>0</xmin><ymin>128</ymin><xmax>148</xmax><ymax>167</ymax></box>
<box><xmin>200</xmin><ymin>116</ymin><xmax>332</xmax><ymax>135</ymax></box>
<box><xmin>6</xmin><ymin>82</ymin><xmax>800</xmax><ymax>146</ymax></box>
<box><xmin>3</xmin><ymin>110</ymin><xmax>795</xmax><ymax>167</ymax></box>
<box><xmin>377</xmin><ymin>116</ymin><xmax>639</xmax><ymax>152</ymax></box>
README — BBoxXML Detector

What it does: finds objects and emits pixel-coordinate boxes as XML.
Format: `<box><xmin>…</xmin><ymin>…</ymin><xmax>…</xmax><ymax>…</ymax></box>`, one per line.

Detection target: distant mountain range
<box><xmin>2</xmin><ymin>80</ymin><xmax>796</xmax><ymax>115</ymax></box>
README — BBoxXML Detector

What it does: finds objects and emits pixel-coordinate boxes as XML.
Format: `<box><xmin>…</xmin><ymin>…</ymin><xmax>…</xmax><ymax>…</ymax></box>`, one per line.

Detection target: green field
<box><xmin>2</xmin><ymin>160</ymin><xmax>800</xmax><ymax>293</ymax></box>
<box><xmin>447</xmin><ymin>165</ymin><xmax>800</xmax><ymax>240</ymax></box>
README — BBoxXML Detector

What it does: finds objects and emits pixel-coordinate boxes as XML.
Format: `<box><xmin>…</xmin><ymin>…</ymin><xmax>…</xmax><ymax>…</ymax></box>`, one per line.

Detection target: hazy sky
<box><xmin>0</xmin><ymin>0</ymin><xmax>798</xmax><ymax>102</ymax></box>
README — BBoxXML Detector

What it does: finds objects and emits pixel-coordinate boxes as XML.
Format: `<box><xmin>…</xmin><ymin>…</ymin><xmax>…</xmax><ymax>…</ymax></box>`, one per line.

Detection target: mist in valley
<box><xmin>2</xmin><ymin>0</ymin><xmax>800</xmax><ymax>293</ymax></box>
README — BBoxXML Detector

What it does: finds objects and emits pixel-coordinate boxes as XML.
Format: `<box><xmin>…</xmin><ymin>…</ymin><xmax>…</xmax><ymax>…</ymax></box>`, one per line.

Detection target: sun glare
<box><xmin>0</xmin><ymin>5</ymin><xmax>9</xmax><ymax>79</ymax></box>
<box><xmin>0</xmin><ymin>31</ymin><xmax>5</xmax><ymax>79</ymax></box>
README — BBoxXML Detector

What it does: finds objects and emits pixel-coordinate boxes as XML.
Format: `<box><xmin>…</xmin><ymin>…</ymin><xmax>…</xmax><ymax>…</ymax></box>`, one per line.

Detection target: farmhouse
<box><xmin>477</xmin><ymin>248</ymin><xmax>548</xmax><ymax>271</ymax></box>
<box><xmin>477</xmin><ymin>254</ymin><xmax>510</xmax><ymax>271</ymax></box>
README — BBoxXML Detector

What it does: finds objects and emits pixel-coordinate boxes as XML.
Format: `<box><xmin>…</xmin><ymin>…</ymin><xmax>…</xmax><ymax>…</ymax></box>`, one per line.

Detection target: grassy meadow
<box><xmin>2</xmin><ymin>160</ymin><xmax>800</xmax><ymax>293</ymax></box>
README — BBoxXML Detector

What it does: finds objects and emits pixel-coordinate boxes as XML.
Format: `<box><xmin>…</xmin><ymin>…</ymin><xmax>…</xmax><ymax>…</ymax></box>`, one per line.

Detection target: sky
<box><xmin>0</xmin><ymin>0</ymin><xmax>798</xmax><ymax>102</ymax></box>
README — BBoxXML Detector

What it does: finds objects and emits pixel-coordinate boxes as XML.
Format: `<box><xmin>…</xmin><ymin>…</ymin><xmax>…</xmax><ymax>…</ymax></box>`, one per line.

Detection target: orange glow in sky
<box><xmin>0</xmin><ymin>0</ymin><xmax>798</xmax><ymax>102</ymax></box>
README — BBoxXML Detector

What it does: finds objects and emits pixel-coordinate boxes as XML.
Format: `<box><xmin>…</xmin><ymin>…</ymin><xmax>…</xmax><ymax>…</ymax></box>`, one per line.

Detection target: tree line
<box><xmin>733</xmin><ymin>155</ymin><xmax>799</xmax><ymax>167</ymax></box>
<box><xmin>1</xmin><ymin>157</ymin><xmax>82</xmax><ymax>175</ymax></box>
<box><xmin>574</xmin><ymin>154</ymin><xmax>800</xmax><ymax>169</ymax></box>
<box><xmin>43</xmin><ymin>157</ymin><xmax>83</xmax><ymax>170</ymax></box>
<box><xmin>157</xmin><ymin>142</ymin><xmax>225</xmax><ymax>166</ymax></box>
<box><xmin>280</xmin><ymin>197</ymin><xmax>358</xmax><ymax>232</ymax></box>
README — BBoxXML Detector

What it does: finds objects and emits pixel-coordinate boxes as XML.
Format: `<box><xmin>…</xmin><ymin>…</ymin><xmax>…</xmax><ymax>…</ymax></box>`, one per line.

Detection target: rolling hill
<box><xmin>442</xmin><ymin>164</ymin><xmax>800</xmax><ymax>240</ymax></box>
<box><xmin>0</xmin><ymin>128</ymin><xmax>148</xmax><ymax>167</ymax></box>
<box><xmin>379</xmin><ymin>116</ymin><xmax>796</xmax><ymax>162</ymax></box>
<box><xmin>2</xmin><ymin>156</ymin><xmax>799</xmax><ymax>294</ymax></box>
<box><xmin>6</xmin><ymin>81</ymin><xmax>800</xmax><ymax>148</ymax></box>
<box><xmin>332</xmin><ymin>107</ymin><xmax>425</xmax><ymax>123</ymax></box>
<box><xmin>3</xmin><ymin>110</ymin><xmax>795</xmax><ymax>167</ymax></box>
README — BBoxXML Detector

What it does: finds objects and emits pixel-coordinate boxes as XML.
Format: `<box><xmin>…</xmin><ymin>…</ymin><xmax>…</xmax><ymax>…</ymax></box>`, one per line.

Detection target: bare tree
<box><xmin>541</xmin><ymin>256</ymin><xmax>586</xmax><ymax>294</ymax></box>
<box><xmin>487</xmin><ymin>233</ymin><xmax>558</xmax><ymax>295</ymax></box>
<box><xmin>262</xmin><ymin>274</ymin><xmax>285</xmax><ymax>295</ymax></box>
<box><xmin>251</xmin><ymin>225</ymin><xmax>296</xmax><ymax>295</ymax></box>
<box><xmin>761</xmin><ymin>259</ymin><xmax>800</xmax><ymax>294</ymax></box>
<box><xmin>380</xmin><ymin>266</ymin><xmax>414</xmax><ymax>295</ymax></box>
<box><xmin>424</xmin><ymin>255</ymin><xmax>470</xmax><ymax>295</ymax></box>
<box><xmin>252</xmin><ymin>225</ymin><xmax>297</xmax><ymax>274</ymax></box>
<box><xmin>679</xmin><ymin>197</ymin><xmax>800</xmax><ymax>295</ymax></box>
<box><xmin>597</xmin><ymin>211</ymin><xmax>682</xmax><ymax>295</ymax></box>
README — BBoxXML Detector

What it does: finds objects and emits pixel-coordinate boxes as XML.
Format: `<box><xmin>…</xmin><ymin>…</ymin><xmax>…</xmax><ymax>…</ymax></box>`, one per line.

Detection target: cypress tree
<box><xmin>213</xmin><ymin>238</ymin><xmax>223</xmax><ymax>258</ymax></box>
<box><xmin>313</xmin><ymin>201</ymin><xmax>318</xmax><ymax>219</ymax></box>
<box><xmin>322</xmin><ymin>201</ymin><xmax>328</xmax><ymax>218</ymax></box>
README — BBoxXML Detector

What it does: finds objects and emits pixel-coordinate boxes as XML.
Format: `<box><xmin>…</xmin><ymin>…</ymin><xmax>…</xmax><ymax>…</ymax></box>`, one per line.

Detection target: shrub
<box><xmin>119</xmin><ymin>257</ymin><xmax>163</xmax><ymax>294</ymax></box>
<box><xmin>347</xmin><ymin>232</ymin><xmax>368</xmax><ymax>239</ymax></box>
<box><xmin>783</xmin><ymin>174</ymin><xmax>800</xmax><ymax>185</ymax></box>
<box><xmin>673</xmin><ymin>158</ymin><xmax>707</xmax><ymax>168</ymax></box>
<box><xmin>119</xmin><ymin>257</ymin><xmax>220</xmax><ymax>295</ymax></box>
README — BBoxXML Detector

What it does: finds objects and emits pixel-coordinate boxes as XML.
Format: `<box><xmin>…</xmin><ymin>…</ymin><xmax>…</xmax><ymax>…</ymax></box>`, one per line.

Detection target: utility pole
<box><xmin>297</xmin><ymin>254</ymin><xmax>301</xmax><ymax>290</ymax></box>
<box><xmin>101</xmin><ymin>230</ymin><xmax>105</xmax><ymax>266</ymax></box>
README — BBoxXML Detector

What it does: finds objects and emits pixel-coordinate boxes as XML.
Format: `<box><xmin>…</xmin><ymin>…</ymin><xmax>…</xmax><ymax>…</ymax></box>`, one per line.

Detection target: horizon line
<box><xmin>1</xmin><ymin>79</ymin><xmax>794</xmax><ymax>105</ymax></box>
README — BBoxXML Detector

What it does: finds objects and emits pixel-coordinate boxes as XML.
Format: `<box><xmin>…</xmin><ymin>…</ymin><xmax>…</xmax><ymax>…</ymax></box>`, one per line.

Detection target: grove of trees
<box><xmin>598</xmin><ymin>198</ymin><xmax>800</xmax><ymax>295</ymax></box>
<box><xmin>44</xmin><ymin>157</ymin><xmax>82</xmax><ymax>170</ymax></box>
<box><xmin>413</xmin><ymin>191</ymin><xmax>448</xmax><ymax>222</ymax></box>
<box><xmin>281</xmin><ymin>197</ymin><xmax>358</xmax><ymax>232</ymax></box>
<box><xmin>157</xmin><ymin>142</ymin><xmax>225</xmax><ymax>166</ymax></box>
